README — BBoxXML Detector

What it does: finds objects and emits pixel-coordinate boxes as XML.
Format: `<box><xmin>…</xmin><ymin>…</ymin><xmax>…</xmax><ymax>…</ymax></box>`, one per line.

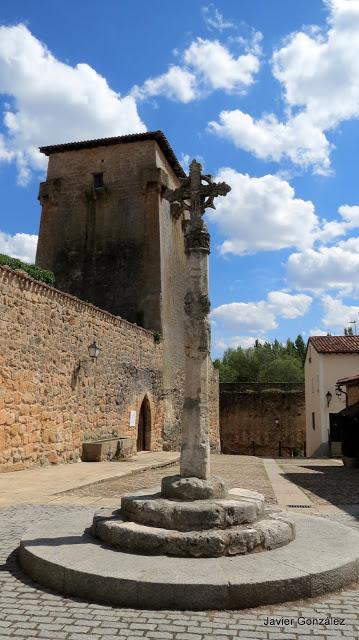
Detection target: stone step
<box><xmin>120</xmin><ymin>487</ymin><xmax>265</xmax><ymax>531</ymax></box>
<box><xmin>92</xmin><ymin>509</ymin><xmax>295</xmax><ymax>558</ymax></box>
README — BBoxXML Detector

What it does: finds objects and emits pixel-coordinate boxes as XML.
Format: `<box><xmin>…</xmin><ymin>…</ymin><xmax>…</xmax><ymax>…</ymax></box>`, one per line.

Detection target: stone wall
<box><xmin>220</xmin><ymin>383</ymin><xmax>305</xmax><ymax>457</ymax></box>
<box><xmin>346</xmin><ymin>383</ymin><xmax>359</xmax><ymax>406</ymax></box>
<box><xmin>0</xmin><ymin>266</ymin><xmax>164</xmax><ymax>471</ymax></box>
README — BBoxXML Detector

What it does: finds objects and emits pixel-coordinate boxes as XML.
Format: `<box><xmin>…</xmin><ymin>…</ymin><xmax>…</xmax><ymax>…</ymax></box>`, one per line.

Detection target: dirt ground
<box><xmin>63</xmin><ymin>454</ymin><xmax>277</xmax><ymax>503</ymax></box>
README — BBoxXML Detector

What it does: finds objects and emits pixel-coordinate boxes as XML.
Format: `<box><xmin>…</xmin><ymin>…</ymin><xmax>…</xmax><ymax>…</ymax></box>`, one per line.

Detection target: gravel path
<box><xmin>63</xmin><ymin>454</ymin><xmax>277</xmax><ymax>504</ymax></box>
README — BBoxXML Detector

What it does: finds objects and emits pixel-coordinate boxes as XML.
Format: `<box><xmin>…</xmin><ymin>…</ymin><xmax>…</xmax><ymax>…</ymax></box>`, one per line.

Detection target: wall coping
<box><xmin>0</xmin><ymin>265</ymin><xmax>157</xmax><ymax>340</ymax></box>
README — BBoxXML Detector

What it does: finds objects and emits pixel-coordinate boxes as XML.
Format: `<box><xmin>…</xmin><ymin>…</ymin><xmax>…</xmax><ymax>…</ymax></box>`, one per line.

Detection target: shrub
<box><xmin>0</xmin><ymin>254</ymin><xmax>55</xmax><ymax>286</ymax></box>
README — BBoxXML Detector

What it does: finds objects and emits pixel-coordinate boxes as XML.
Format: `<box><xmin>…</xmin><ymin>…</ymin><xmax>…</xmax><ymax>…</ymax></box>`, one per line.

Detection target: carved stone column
<box><xmin>180</xmin><ymin>223</ymin><xmax>211</xmax><ymax>479</ymax></box>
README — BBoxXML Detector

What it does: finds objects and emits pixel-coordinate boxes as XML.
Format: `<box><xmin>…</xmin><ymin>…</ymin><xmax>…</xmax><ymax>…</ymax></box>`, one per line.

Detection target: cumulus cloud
<box><xmin>211</xmin><ymin>291</ymin><xmax>312</xmax><ymax>334</ymax></box>
<box><xmin>317</xmin><ymin>205</ymin><xmax>359</xmax><ymax>243</ymax></box>
<box><xmin>0</xmin><ymin>24</ymin><xmax>146</xmax><ymax>184</ymax></box>
<box><xmin>183</xmin><ymin>38</ymin><xmax>260</xmax><ymax>93</ymax></box>
<box><xmin>321</xmin><ymin>294</ymin><xmax>359</xmax><ymax>330</ymax></box>
<box><xmin>209</xmin><ymin>110</ymin><xmax>331</xmax><ymax>173</ymax></box>
<box><xmin>286</xmin><ymin>237</ymin><xmax>359</xmax><ymax>293</ymax></box>
<box><xmin>210</xmin><ymin>0</ymin><xmax>359</xmax><ymax>173</ymax></box>
<box><xmin>0</xmin><ymin>231</ymin><xmax>37</xmax><ymax>263</ymax></box>
<box><xmin>135</xmin><ymin>37</ymin><xmax>261</xmax><ymax>102</ymax></box>
<box><xmin>132</xmin><ymin>66</ymin><xmax>198</xmax><ymax>103</ymax></box>
<box><xmin>207</xmin><ymin>168</ymin><xmax>319</xmax><ymax>255</ymax></box>
<box><xmin>272</xmin><ymin>0</ymin><xmax>359</xmax><ymax>130</ymax></box>
<box><xmin>215</xmin><ymin>336</ymin><xmax>266</xmax><ymax>351</ymax></box>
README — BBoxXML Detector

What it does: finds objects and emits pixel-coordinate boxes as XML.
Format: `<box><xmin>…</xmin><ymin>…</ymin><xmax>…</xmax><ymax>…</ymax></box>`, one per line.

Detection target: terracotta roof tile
<box><xmin>337</xmin><ymin>373</ymin><xmax>359</xmax><ymax>385</ymax></box>
<box><xmin>309</xmin><ymin>335</ymin><xmax>359</xmax><ymax>353</ymax></box>
<box><xmin>39</xmin><ymin>130</ymin><xmax>186</xmax><ymax>179</ymax></box>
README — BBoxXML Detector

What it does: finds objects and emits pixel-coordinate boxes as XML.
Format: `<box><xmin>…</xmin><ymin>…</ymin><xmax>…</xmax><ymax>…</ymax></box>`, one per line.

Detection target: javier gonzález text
<box><xmin>263</xmin><ymin>616</ymin><xmax>345</xmax><ymax>627</ymax></box>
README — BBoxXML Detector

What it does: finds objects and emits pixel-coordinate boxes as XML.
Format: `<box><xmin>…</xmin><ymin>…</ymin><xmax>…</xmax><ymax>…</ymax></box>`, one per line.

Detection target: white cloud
<box><xmin>207</xmin><ymin>168</ymin><xmax>319</xmax><ymax>255</ymax></box>
<box><xmin>272</xmin><ymin>0</ymin><xmax>359</xmax><ymax>131</ymax></box>
<box><xmin>321</xmin><ymin>294</ymin><xmax>359</xmax><ymax>330</ymax></box>
<box><xmin>210</xmin><ymin>0</ymin><xmax>359</xmax><ymax>173</ymax></box>
<box><xmin>211</xmin><ymin>291</ymin><xmax>312</xmax><ymax>334</ymax></box>
<box><xmin>135</xmin><ymin>37</ymin><xmax>261</xmax><ymax>102</ymax></box>
<box><xmin>286</xmin><ymin>237</ymin><xmax>359</xmax><ymax>293</ymax></box>
<box><xmin>309</xmin><ymin>328</ymin><xmax>328</xmax><ymax>337</ymax></box>
<box><xmin>202</xmin><ymin>5</ymin><xmax>235</xmax><ymax>32</ymax></box>
<box><xmin>267</xmin><ymin>291</ymin><xmax>313</xmax><ymax>319</ymax></box>
<box><xmin>132</xmin><ymin>66</ymin><xmax>198</xmax><ymax>103</ymax></box>
<box><xmin>215</xmin><ymin>336</ymin><xmax>266</xmax><ymax>351</ymax></box>
<box><xmin>0</xmin><ymin>24</ymin><xmax>146</xmax><ymax>184</ymax></box>
<box><xmin>184</xmin><ymin>38</ymin><xmax>260</xmax><ymax>92</ymax></box>
<box><xmin>317</xmin><ymin>205</ymin><xmax>359</xmax><ymax>243</ymax></box>
<box><xmin>0</xmin><ymin>231</ymin><xmax>37</xmax><ymax>263</ymax></box>
<box><xmin>209</xmin><ymin>110</ymin><xmax>331</xmax><ymax>173</ymax></box>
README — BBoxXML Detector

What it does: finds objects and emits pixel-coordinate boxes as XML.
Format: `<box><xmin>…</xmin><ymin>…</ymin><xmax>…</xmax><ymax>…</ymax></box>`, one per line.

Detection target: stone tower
<box><xmin>36</xmin><ymin>131</ymin><xmax>188</xmax><ymax>449</ymax></box>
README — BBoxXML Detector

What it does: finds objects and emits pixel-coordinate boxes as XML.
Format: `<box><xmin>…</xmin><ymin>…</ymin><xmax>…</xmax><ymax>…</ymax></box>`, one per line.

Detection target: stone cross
<box><xmin>166</xmin><ymin>160</ymin><xmax>230</xmax><ymax>480</ymax></box>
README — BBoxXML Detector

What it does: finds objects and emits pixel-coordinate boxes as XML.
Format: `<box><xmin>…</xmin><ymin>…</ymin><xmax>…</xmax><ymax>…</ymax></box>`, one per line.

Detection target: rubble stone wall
<box><xmin>0</xmin><ymin>266</ymin><xmax>164</xmax><ymax>471</ymax></box>
<box><xmin>220</xmin><ymin>383</ymin><xmax>305</xmax><ymax>457</ymax></box>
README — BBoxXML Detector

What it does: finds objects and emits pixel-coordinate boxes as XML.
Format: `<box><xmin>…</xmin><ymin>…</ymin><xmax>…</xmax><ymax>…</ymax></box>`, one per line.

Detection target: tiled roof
<box><xmin>309</xmin><ymin>335</ymin><xmax>359</xmax><ymax>353</ymax></box>
<box><xmin>39</xmin><ymin>130</ymin><xmax>186</xmax><ymax>179</ymax></box>
<box><xmin>337</xmin><ymin>373</ymin><xmax>359</xmax><ymax>385</ymax></box>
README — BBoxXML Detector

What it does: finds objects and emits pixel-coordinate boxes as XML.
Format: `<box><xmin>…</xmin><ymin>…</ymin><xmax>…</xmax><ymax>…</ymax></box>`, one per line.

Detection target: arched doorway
<box><xmin>137</xmin><ymin>396</ymin><xmax>151</xmax><ymax>452</ymax></box>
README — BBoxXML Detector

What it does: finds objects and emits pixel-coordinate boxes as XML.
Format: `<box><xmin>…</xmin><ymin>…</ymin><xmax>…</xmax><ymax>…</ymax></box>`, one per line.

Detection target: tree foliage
<box><xmin>213</xmin><ymin>336</ymin><xmax>306</xmax><ymax>383</ymax></box>
<box><xmin>0</xmin><ymin>254</ymin><xmax>55</xmax><ymax>286</ymax></box>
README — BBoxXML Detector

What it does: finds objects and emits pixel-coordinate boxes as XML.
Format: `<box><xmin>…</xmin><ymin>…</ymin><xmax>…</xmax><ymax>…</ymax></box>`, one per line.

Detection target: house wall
<box><xmin>305</xmin><ymin>346</ymin><xmax>359</xmax><ymax>456</ymax></box>
<box><xmin>220</xmin><ymin>383</ymin><xmax>305</xmax><ymax>456</ymax></box>
<box><xmin>0</xmin><ymin>266</ymin><xmax>165</xmax><ymax>471</ymax></box>
<box><xmin>346</xmin><ymin>383</ymin><xmax>359</xmax><ymax>406</ymax></box>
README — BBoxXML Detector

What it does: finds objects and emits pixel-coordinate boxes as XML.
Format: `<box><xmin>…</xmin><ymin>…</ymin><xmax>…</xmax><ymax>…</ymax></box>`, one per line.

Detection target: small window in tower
<box><xmin>93</xmin><ymin>173</ymin><xmax>104</xmax><ymax>189</ymax></box>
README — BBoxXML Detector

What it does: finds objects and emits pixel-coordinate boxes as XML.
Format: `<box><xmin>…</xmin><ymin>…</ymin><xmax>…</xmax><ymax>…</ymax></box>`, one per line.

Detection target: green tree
<box><xmin>257</xmin><ymin>356</ymin><xmax>304</xmax><ymax>383</ymax></box>
<box><xmin>215</xmin><ymin>336</ymin><xmax>306</xmax><ymax>383</ymax></box>
<box><xmin>294</xmin><ymin>334</ymin><xmax>306</xmax><ymax>364</ymax></box>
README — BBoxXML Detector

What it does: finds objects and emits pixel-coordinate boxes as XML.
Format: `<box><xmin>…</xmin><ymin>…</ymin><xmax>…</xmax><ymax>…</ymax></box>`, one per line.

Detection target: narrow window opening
<box><xmin>93</xmin><ymin>173</ymin><xmax>104</xmax><ymax>189</ymax></box>
<box><xmin>312</xmin><ymin>412</ymin><xmax>316</xmax><ymax>430</ymax></box>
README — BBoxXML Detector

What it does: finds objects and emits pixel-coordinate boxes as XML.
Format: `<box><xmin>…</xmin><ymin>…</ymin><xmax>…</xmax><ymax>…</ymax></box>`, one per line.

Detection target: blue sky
<box><xmin>1</xmin><ymin>0</ymin><xmax>359</xmax><ymax>356</ymax></box>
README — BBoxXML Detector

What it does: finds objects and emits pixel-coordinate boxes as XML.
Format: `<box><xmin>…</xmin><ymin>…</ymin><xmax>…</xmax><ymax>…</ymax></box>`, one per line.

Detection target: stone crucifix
<box><xmin>163</xmin><ymin>160</ymin><xmax>231</xmax><ymax>497</ymax></box>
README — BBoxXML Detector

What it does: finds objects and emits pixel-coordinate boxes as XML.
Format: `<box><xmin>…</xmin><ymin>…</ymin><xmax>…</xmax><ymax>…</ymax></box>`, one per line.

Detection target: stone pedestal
<box><xmin>92</xmin><ymin>487</ymin><xmax>295</xmax><ymax>558</ymax></box>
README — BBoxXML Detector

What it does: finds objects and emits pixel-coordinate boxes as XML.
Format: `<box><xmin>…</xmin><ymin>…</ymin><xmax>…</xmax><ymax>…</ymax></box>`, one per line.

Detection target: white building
<box><xmin>305</xmin><ymin>336</ymin><xmax>359</xmax><ymax>456</ymax></box>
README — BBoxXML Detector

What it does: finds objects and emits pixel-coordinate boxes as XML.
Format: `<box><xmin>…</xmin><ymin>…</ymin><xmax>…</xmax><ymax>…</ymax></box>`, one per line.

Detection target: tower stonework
<box><xmin>36</xmin><ymin>131</ymin><xmax>190</xmax><ymax>450</ymax></box>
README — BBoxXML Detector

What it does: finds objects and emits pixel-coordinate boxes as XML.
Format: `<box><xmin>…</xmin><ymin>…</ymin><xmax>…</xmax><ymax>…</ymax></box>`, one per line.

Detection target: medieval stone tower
<box><xmin>36</xmin><ymin>131</ymin><xmax>189</xmax><ymax>448</ymax></box>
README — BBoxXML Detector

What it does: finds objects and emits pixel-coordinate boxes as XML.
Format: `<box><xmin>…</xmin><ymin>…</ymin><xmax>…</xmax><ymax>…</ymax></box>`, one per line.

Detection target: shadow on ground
<box><xmin>280</xmin><ymin>461</ymin><xmax>359</xmax><ymax>520</ymax></box>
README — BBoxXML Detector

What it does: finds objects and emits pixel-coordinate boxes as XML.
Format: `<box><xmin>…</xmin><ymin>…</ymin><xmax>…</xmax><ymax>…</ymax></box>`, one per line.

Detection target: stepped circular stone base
<box><xmin>92</xmin><ymin>510</ymin><xmax>294</xmax><ymax>557</ymax></box>
<box><xmin>161</xmin><ymin>475</ymin><xmax>227</xmax><ymax>500</ymax></box>
<box><xmin>19</xmin><ymin>512</ymin><xmax>359</xmax><ymax>610</ymax></box>
<box><xmin>121</xmin><ymin>487</ymin><xmax>265</xmax><ymax>531</ymax></box>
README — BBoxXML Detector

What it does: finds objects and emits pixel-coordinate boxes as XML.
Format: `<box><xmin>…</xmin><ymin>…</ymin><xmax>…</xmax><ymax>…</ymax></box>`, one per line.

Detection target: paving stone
<box><xmin>0</xmin><ymin>497</ymin><xmax>358</xmax><ymax>640</ymax></box>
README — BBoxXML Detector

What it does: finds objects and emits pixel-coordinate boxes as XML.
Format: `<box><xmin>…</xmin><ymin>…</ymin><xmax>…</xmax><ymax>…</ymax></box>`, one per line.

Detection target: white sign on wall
<box><xmin>129</xmin><ymin>410</ymin><xmax>137</xmax><ymax>427</ymax></box>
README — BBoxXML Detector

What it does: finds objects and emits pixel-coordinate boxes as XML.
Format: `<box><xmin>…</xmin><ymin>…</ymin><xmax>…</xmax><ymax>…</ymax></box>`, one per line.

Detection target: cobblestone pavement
<box><xmin>278</xmin><ymin>459</ymin><xmax>359</xmax><ymax>506</ymax></box>
<box><xmin>63</xmin><ymin>455</ymin><xmax>277</xmax><ymax>504</ymax></box>
<box><xmin>1</xmin><ymin>504</ymin><xmax>359</xmax><ymax>639</ymax></box>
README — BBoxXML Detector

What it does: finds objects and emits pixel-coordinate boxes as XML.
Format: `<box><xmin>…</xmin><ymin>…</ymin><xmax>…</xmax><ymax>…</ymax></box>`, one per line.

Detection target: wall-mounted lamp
<box><xmin>88</xmin><ymin>340</ymin><xmax>101</xmax><ymax>362</ymax></box>
<box><xmin>275</xmin><ymin>418</ymin><xmax>279</xmax><ymax>427</ymax></box>
<box><xmin>326</xmin><ymin>390</ymin><xmax>332</xmax><ymax>407</ymax></box>
<box><xmin>335</xmin><ymin>383</ymin><xmax>347</xmax><ymax>401</ymax></box>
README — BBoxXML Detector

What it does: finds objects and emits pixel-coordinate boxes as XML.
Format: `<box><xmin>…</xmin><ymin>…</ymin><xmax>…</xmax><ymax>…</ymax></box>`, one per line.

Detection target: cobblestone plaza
<box><xmin>0</xmin><ymin>455</ymin><xmax>359</xmax><ymax>639</ymax></box>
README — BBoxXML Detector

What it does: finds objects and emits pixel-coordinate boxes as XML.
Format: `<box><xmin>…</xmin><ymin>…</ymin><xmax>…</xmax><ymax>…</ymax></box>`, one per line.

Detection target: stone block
<box><xmin>161</xmin><ymin>475</ymin><xmax>227</xmax><ymax>500</ymax></box>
